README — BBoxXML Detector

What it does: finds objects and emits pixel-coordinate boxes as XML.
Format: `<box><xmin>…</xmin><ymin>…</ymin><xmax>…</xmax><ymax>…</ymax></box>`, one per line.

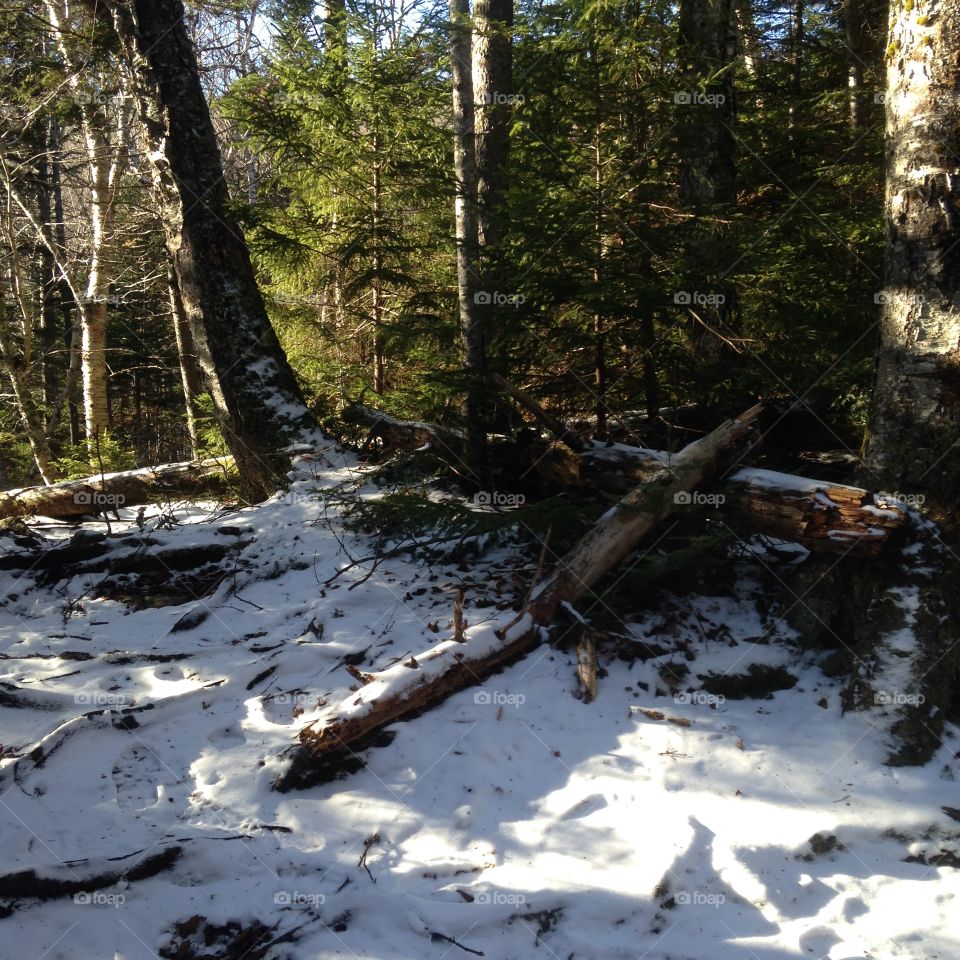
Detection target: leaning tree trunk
<box><xmin>676</xmin><ymin>0</ymin><xmax>739</xmax><ymax>363</ymax></box>
<box><xmin>864</xmin><ymin>0</ymin><xmax>960</xmax><ymax>514</ymax></box>
<box><xmin>450</xmin><ymin>0</ymin><xmax>487</xmax><ymax>483</ymax></box>
<box><xmin>167</xmin><ymin>268</ymin><xmax>203</xmax><ymax>459</ymax></box>
<box><xmin>101</xmin><ymin>0</ymin><xmax>316</xmax><ymax>500</ymax></box>
<box><xmin>277</xmin><ymin>405</ymin><xmax>762</xmax><ymax>790</ymax></box>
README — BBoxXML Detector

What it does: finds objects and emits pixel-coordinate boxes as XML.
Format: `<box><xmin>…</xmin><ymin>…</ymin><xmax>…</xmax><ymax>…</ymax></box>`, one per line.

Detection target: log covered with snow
<box><xmin>519</xmin><ymin>404</ymin><xmax>763</xmax><ymax>623</ymax></box>
<box><xmin>0</xmin><ymin>458</ymin><xmax>234</xmax><ymax>521</ymax></box>
<box><xmin>724</xmin><ymin>468</ymin><xmax>907</xmax><ymax>557</ymax></box>
<box><xmin>277</xmin><ymin>405</ymin><xmax>762</xmax><ymax>789</ymax></box>
<box><xmin>336</xmin><ymin>404</ymin><xmax>907</xmax><ymax>556</ymax></box>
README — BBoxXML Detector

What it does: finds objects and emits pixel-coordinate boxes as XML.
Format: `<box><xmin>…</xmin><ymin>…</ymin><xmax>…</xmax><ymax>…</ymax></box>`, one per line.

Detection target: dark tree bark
<box><xmin>449</xmin><ymin>0</ymin><xmax>487</xmax><ymax>483</ymax></box>
<box><xmin>676</xmin><ymin>0</ymin><xmax>739</xmax><ymax>363</ymax></box>
<box><xmin>472</xmin><ymin>0</ymin><xmax>512</xmax><ymax>255</ymax></box>
<box><xmin>864</xmin><ymin>0</ymin><xmax>960</xmax><ymax>515</ymax></box>
<box><xmin>472</xmin><ymin>0</ymin><xmax>512</xmax><ymax>408</ymax></box>
<box><xmin>99</xmin><ymin>0</ymin><xmax>316</xmax><ymax>500</ymax></box>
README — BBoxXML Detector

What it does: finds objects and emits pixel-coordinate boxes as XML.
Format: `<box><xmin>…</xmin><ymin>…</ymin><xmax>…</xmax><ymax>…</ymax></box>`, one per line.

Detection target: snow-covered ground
<box><xmin>0</xmin><ymin>447</ymin><xmax>957</xmax><ymax>959</ymax></box>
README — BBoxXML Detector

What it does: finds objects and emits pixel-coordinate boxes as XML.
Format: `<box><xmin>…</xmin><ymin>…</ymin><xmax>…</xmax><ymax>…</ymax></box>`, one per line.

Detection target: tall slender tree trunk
<box><xmin>450</xmin><ymin>0</ymin><xmax>487</xmax><ymax>482</ymax></box>
<box><xmin>167</xmin><ymin>267</ymin><xmax>202</xmax><ymax>458</ymax></box>
<box><xmin>324</xmin><ymin>0</ymin><xmax>346</xmax><ymax>54</ymax></box>
<box><xmin>101</xmin><ymin>0</ymin><xmax>316</xmax><ymax>500</ymax></box>
<box><xmin>372</xmin><ymin>130</ymin><xmax>385</xmax><ymax>396</ymax></box>
<box><xmin>677</xmin><ymin>0</ymin><xmax>738</xmax><ymax>363</ymax></box>
<box><xmin>865</xmin><ymin>0</ymin><xmax>960</xmax><ymax>515</ymax></box>
<box><xmin>80</xmin><ymin>296</ymin><xmax>109</xmax><ymax>445</ymax></box>
<box><xmin>788</xmin><ymin>0</ymin><xmax>804</xmax><ymax>144</ymax></box>
<box><xmin>736</xmin><ymin>0</ymin><xmax>760</xmax><ymax>77</ymax></box>
<box><xmin>844</xmin><ymin>0</ymin><xmax>865</xmax><ymax>132</ymax></box>
<box><xmin>49</xmin><ymin>117</ymin><xmax>81</xmax><ymax>445</ymax></box>
<box><xmin>35</xmin><ymin>140</ymin><xmax>60</xmax><ymax>416</ymax></box>
<box><xmin>591</xmin><ymin>27</ymin><xmax>607</xmax><ymax>439</ymax></box>
<box><xmin>472</xmin><ymin>0</ymin><xmax>511</xmax><ymax>415</ymax></box>
<box><xmin>43</xmin><ymin>0</ymin><xmax>127</xmax><ymax>457</ymax></box>
<box><xmin>472</xmin><ymin>0</ymin><xmax>511</xmax><ymax>254</ymax></box>
<box><xmin>323</xmin><ymin>0</ymin><xmax>347</xmax><ymax>405</ymax></box>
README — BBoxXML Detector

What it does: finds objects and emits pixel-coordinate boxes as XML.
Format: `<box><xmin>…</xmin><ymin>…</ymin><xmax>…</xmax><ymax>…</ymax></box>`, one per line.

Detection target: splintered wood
<box><xmin>726</xmin><ymin>468</ymin><xmax>907</xmax><ymax>557</ymax></box>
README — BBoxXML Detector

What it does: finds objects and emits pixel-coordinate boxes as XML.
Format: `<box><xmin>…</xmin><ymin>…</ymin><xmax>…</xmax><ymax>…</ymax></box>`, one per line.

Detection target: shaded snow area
<box><xmin>0</xmin><ymin>448</ymin><xmax>958</xmax><ymax>959</ymax></box>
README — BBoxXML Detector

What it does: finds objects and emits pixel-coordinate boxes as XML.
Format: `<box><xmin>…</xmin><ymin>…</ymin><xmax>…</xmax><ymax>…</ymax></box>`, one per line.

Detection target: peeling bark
<box><xmin>865</xmin><ymin>0</ymin><xmax>960</xmax><ymax>518</ymax></box>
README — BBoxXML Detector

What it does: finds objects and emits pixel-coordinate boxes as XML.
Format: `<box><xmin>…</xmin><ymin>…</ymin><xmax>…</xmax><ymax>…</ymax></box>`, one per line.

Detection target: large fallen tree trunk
<box><xmin>338</xmin><ymin>403</ymin><xmax>907</xmax><ymax>557</ymax></box>
<box><xmin>0</xmin><ymin>458</ymin><xmax>234</xmax><ymax>521</ymax></box>
<box><xmin>518</xmin><ymin>404</ymin><xmax>762</xmax><ymax>623</ymax></box>
<box><xmin>0</xmin><ymin>846</ymin><xmax>182</xmax><ymax>911</ymax></box>
<box><xmin>724</xmin><ymin>468</ymin><xmax>906</xmax><ymax>557</ymax></box>
<box><xmin>341</xmin><ymin>404</ymin><xmax>466</xmax><ymax>456</ymax></box>
<box><xmin>276</xmin><ymin>405</ymin><xmax>762</xmax><ymax>790</ymax></box>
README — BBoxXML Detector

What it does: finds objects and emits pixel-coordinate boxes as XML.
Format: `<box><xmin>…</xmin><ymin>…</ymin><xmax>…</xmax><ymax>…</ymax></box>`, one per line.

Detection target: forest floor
<box><xmin>0</xmin><ymin>443</ymin><xmax>958</xmax><ymax>959</ymax></box>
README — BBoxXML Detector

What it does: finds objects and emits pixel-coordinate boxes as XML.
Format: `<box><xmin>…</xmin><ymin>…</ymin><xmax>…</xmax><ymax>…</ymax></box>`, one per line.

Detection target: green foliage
<box><xmin>223</xmin><ymin>8</ymin><xmax>454</xmax><ymax>416</ymax></box>
<box><xmin>52</xmin><ymin>434</ymin><xmax>137</xmax><ymax>480</ymax></box>
<box><xmin>596</xmin><ymin>528</ymin><xmax>738</xmax><ymax>618</ymax></box>
<box><xmin>336</xmin><ymin>477</ymin><xmax>604</xmax><ymax>561</ymax></box>
<box><xmin>0</xmin><ymin>0</ymin><xmax>890</xmax><ymax>486</ymax></box>
<box><xmin>0</xmin><ymin>433</ymin><xmax>37</xmax><ymax>486</ymax></box>
<box><xmin>193</xmin><ymin>394</ymin><xmax>230</xmax><ymax>458</ymax></box>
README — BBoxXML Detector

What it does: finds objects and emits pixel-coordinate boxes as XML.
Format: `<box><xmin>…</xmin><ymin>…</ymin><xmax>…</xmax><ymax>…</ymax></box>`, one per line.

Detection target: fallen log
<box><xmin>340</xmin><ymin>400</ymin><xmax>666</xmax><ymax>488</ymax></box>
<box><xmin>0</xmin><ymin>846</ymin><xmax>182</xmax><ymax>910</ymax></box>
<box><xmin>0</xmin><ymin>458</ymin><xmax>235</xmax><ymax>521</ymax></box>
<box><xmin>724</xmin><ymin>468</ymin><xmax>906</xmax><ymax>557</ymax></box>
<box><xmin>341</xmin><ymin>404</ymin><xmax>466</xmax><ymax>457</ymax></box>
<box><xmin>337</xmin><ymin>402</ymin><xmax>907</xmax><ymax>556</ymax></box>
<box><xmin>276</xmin><ymin>405</ymin><xmax>761</xmax><ymax>790</ymax></box>
<box><xmin>490</xmin><ymin>373</ymin><xmax>583</xmax><ymax>449</ymax></box>
<box><xmin>518</xmin><ymin>403</ymin><xmax>763</xmax><ymax>623</ymax></box>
